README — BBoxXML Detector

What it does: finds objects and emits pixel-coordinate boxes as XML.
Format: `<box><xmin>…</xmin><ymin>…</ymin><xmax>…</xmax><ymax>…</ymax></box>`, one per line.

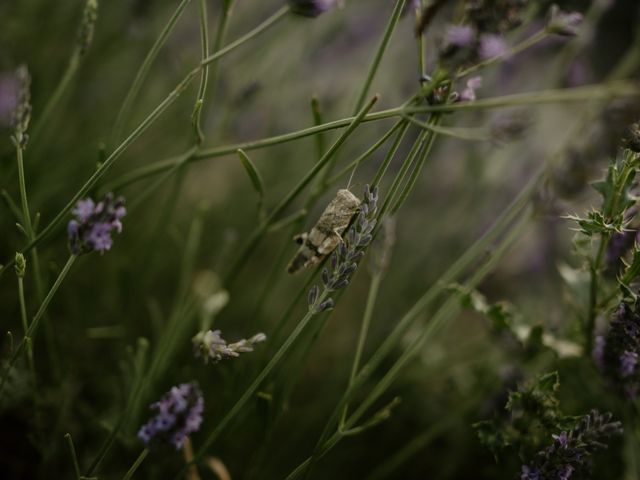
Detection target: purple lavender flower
<box><xmin>596</xmin><ymin>301</ymin><xmax>640</xmax><ymax>399</ymax></box>
<box><xmin>479</xmin><ymin>33</ymin><xmax>507</xmax><ymax>60</ymax></box>
<box><xmin>620</xmin><ymin>350</ymin><xmax>638</xmax><ymax>378</ymax></box>
<box><xmin>521</xmin><ymin>411</ymin><xmax>622</xmax><ymax>479</ymax></box>
<box><xmin>546</xmin><ymin>5</ymin><xmax>583</xmax><ymax>37</ymax></box>
<box><xmin>445</xmin><ymin>25</ymin><xmax>476</xmax><ymax>48</ymax></box>
<box><xmin>138</xmin><ymin>382</ymin><xmax>204</xmax><ymax>450</ymax></box>
<box><xmin>0</xmin><ymin>72</ymin><xmax>19</xmax><ymax>127</ymax></box>
<box><xmin>459</xmin><ymin>76</ymin><xmax>482</xmax><ymax>102</ymax></box>
<box><xmin>67</xmin><ymin>193</ymin><xmax>126</xmax><ymax>255</ymax></box>
<box><xmin>288</xmin><ymin>0</ymin><xmax>336</xmax><ymax>18</ymax></box>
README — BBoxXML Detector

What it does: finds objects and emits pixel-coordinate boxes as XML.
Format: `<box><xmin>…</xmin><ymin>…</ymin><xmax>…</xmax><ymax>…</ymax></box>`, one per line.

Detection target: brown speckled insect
<box><xmin>287</xmin><ymin>189</ymin><xmax>361</xmax><ymax>274</ymax></box>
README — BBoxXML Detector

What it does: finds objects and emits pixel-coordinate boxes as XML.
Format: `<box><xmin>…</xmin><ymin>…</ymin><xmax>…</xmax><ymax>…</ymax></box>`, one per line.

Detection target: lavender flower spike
<box><xmin>138</xmin><ymin>382</ymin><xmax>204</xmax><ymax>450</ymax></box>
<box><xmin>546</xmin><ymin>5</ymin><xmax>583</xmax><ymax>37</ymax></box>
<box><xmin>67</xmin><ymin>193</ymin><xmax>126</xmax><ymax>255</ymax></box>
<box><xmin>192</xmin><ymin>329</ymin><xmax>267</xmax><ymax>364</ymax></box>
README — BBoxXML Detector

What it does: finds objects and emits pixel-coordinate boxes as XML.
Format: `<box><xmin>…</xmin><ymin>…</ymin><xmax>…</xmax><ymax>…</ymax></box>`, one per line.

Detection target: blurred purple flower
<box><xmin>460</xmin><ymin>76</ymin><xmax>482</xmax><ymax>102</ymax></box>
<box><xmin>138</xmin><ymin>382</ymin><xmax>204</xmax><ymax>450</ymax></box>
<box><xmin>445</xmin><ymin>25</ymin><xmax>476</xmax><ymax>48</ymax></box>
<box><xmin>0</xmin><ymin>72</ymin><xmax>19</xmax><ymax>127</ymax></box>
<box><xmin>479</xmin><ymin>34</ymin><xmax>507</xmax><ymax>60</ymax></box>
<box><xmin>597</xmin><ymin>302</ymin><xmax>640</xmax><ymax>399</ymax></box>
<box><xmin>67</xmin><ymin>193</ymin><xmax>126</xmax><ymax>255</ymax></box>
<box><xmin>546</xmin><ymin>5</ymin><xmax>583</xmax><ymax>37</ymax></box>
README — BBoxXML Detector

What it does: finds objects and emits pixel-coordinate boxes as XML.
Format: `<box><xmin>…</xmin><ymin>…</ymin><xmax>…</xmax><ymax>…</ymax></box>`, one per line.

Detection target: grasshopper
<box><xmin>287</xmin><ymin>189</ymin><xmax>361</xmax><ymax>274</ymax></box>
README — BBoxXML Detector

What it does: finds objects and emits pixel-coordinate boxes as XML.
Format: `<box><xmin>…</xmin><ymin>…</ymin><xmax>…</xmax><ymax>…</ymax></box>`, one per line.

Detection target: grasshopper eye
<box><xmin>294</xmin><ymin>234</ymin><xmax>305</xmax><ymax>245</ymax></box>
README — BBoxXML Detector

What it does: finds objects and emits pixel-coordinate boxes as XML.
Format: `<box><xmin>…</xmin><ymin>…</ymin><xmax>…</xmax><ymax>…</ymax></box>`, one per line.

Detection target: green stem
<box><xmin>0</xmin><ymin>68</ymin><xmax>200</xmax><ymax>277</ymax></box>
<box><xmin>64</xmin><ymin>433</ymin><xmax>82</xmax><ymax>480</ymax></box>
<box><xmin>353</xmin><ymin>0</ymin><xmax>406</xmax><ymax>112</ymax></box>
<box><xmin>17</xmin><ymin>277</ymin><xmax>35</xmax><ymax>378</ymax></box>
<box><xmin>222</xmin><ymin>95</ymin><xmax>379</xmax><ymax>286</ymax></box>
<box><xmin>0</xmin><ymin>254</ymin><xmax>77</xmax><ymax>397</ymax></box>
<box><xmin>122</xmin><ymin>449</ymin><xmax>149</xmax><ymax>480</ymax></box>
<box><xmin>191</xmin><ymin>0</ymin><xmax>211</xmax><ymax>144</ymax></box>
<box><xmin>457</xmin><ymin>30</ymin><xmax>549</xmax><ymax>79</ymax></box>
<box><xmin>390</xmin><ymin>115</ymin><xmax>441</xmax><ymax>214</ymax></box>
<box><xmin>188</xmin><ymin>304</ymin><xmax>325</xmax><ymax>472</ymax></box>
<box><xmin>30</xmin><ymin>54</ymin><xmax>80</xmax><ymax>144</ymax></box>
<box><xmin>15</xmin><ymin>141</ymin><xmax>33</xmax><ymax>237</ymax></box>
<box><xmin>298</xmin><ymin>213</ymin><xmax>531</xmax><ymax>479</ymax></box>
<box><xmin>586</xmin><ymin>237</ymin><xmax>607</xmax><ymax>355</ymax></box>
<box><xmin>371</xmin><ymin>121</ymin><xmax>410</xmax><ymax>188</ymax></box>
<box><xmin>111</xmin><ymin>0</ymin><xmax>193</xmax><ymax>145</ymax></box>
<box><xmin>340</xmin><ymin>272</ymin><xmax>382</xmax><ymax>426</ymax></box>
<box><xmin>201</xmin><ymin>6</ymin><xmax>289</xmax><ymax>67</ymax></box>
<box><xmin>105</xmin><ymin>80</ymin><xmax>640</xmax><ymax>194</ymax></box>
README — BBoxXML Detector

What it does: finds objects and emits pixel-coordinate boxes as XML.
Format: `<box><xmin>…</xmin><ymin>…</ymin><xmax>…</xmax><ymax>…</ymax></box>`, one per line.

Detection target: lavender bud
<box><xmin>347</xmin><ymin>250</ymin><xmax>365</xmax><ymax>263</ymax></box>
<box><xmin>358</xmin><ymin>234</ymin><xmax>373</xmax><ymax>247</ymax></box>
<box><xmin>308</xmin><ymin>284</ymin><xmax>319</xmax><ymax>307</ymax></box>
<box><xmin>77</xmin><ymin>0</ymin><xmax>98</xmax><ymax>57</ymax></box>
<box><xmin>12</xmin><ymin>65</ymin><xmax>31</xmax><ymax>145</ymax></box>
<box><xmin>347</xmin><ymin>227</ymin><xmax>356</xmax><ymax>246</ymax></box>
<box><xmin>331</xmin><ymin>278</ymin><xmax>349</xmax><ymax>290</ymax></box>
<box><xmin>330</xmin><ymin>251</ymin><xmax>338</xmax><ymax>270</ymax></box>
<box><xmin>322</xmin><ymin>267</ymin><xmax>330</xmax><ymax>286</ymax></box>
<box><xmin>318</xmin><ymin>298</ymin><xmax>334</xmax><ymax>311</ymax></box>
<box><xmin>14</xmin><ymin>253</ymin><xmax>26</xmax><ymax>278</ymax></box>
<box><xmin>546</xmin><ymin>5</ymin><xmax>583</xmax><ymax>37</ymax></box>
<box><xmin>338</xmin><ymin>242</ymin><xmax>348</xmax><ymax>260</ymax></box>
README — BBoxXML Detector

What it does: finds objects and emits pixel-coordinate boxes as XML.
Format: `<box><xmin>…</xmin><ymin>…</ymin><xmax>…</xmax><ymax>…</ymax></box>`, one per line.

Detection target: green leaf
<box><xmin>237</xmin><ymin>149</ymin><xmax>264</xmax><ymax>197</ymax></box>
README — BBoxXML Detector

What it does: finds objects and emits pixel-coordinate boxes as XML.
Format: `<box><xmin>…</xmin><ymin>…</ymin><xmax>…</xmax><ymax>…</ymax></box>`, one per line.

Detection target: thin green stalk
<box><xmin>206</xmin><ymin>0</ymin><xmax>236</xmax><ymax>104</ymax></box>
<box><xmin>15</xmin><ymin>139</ymin><xmax>56</xmax><ymax>376</ymax></box>
<box><xmin>0</xmin><ymin>254</ymin><xmax>77</xmax><ymax>397</ymax></box>
<box><xmin>347</xmin><ymin>216</ymin><xmax>529</xmax><ymax>428</ymax></box>
<box><xmin>122</xmin><ymin>449</ymin><xmax>149</xmax><ymax>480</ymax></box>
<box><xmin>0</xmin><ymin>68</ymin><xmax>200</xmax><ymax>278</ymax></box>
<box><xmin>586</xmin><ymin>237</ymin><xmax>607</xmax><ymax>354</ymax></box>
<box><xmin>377</xmin><ymin>128</ymin><xmax>429</xmax><ymax>220</ymax></box>
<box><xmin>334</xmin><ymin>120</ymin><xmax>403</xmax><ymax>189</ymax></box>
<box><xmin>188</xmin><ymin>298</ymin><xmax>328</xmax><ymax>473</ymax></box>
<box><xmin>371</xmin><ymin>121</ymin><xmax>410</xmax><ymax>188</ymax></box>
<box><xmin>457</xmin><ymin>29</ymin><xmax>549</xmax><ymax>79</ymax></box>
<box><xmin>352</xmin><ymin>0</ymin><xmax>406</xmax><ymax>112</ymax></box>
<box><xmin>223</xmin><ymin>95</ymin><xmax>379</xmax><ymax>286</ymax></box>
<box><xmin>30</xmin><ymin>55</ymin><xmax>80</xmax><ymax>144</ymax></box>
<box><xmin>390</xmin><ymin>115</ymin><xmax>441</xmax><ymax>214</ymax></box>
<box><xmin>97</xmin><ymin>81</ymin><xmax>640</xmax><ymax>195</ymax></box>
<box><xmin>2</xmin><ymin>81</ymin><xmax>638</xmax><ymax>280</ymax></box>
<box><xmin>403</xmin><ymin>113</ymin><xmax>490</xmax><ymax>141</ymax></box>
<box><xmin>340</xmin><ymin>272</ymin><xmax>382</xmax><ymax>426</ymax></box>
<box><xmin>201</xmin><ymin>6</ymin><xmax>289</xmax><ymax>67</ymax></box>
<box><xmin>111</xmin><ymin>0</ymin><xmax>193</xmax><ymax>144</ymax></box>
<box><xmin>17</xmin><ymin>276</ymin><xmax>35</xmax><ymax>378</ymax></box>
<box><xmin>298</xmin><ymin>213</ymin><xmax>531</xmax><ymax>479</ymax></box>
<box><xmin>192</xmin><ymin>0</ymin><xmax>211</xmax><ymax>144</ymax></box>
<box><xmin>298</xmin><ymin>167</ymin><xmax>546</xmax><ymax>466</ymax></box>
<box><xmin>85</xmin><ymin>338</ymin><xmax>149</xmax><ymax>476</ymax></box>
<box><xmin>15</xmin><ymin>141</ymin><xmax>34</xmax><ymax>237</ymax></box>
<box><xmin>64</xmin><ymin>433</ymin><xmax>82</xmax><ymax>480</ymax></box>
